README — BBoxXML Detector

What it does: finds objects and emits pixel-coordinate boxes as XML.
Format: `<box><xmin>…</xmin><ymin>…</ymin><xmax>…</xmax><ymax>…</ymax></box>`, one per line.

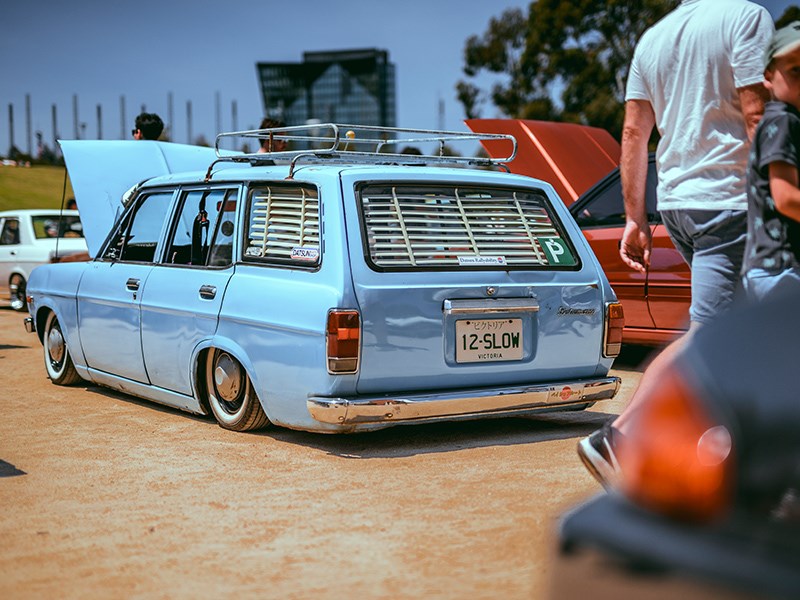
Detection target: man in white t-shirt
<box><xmin>578</xmin><ymin>0</ymin><xmax>774</xmax><ymax>488</ymax></box>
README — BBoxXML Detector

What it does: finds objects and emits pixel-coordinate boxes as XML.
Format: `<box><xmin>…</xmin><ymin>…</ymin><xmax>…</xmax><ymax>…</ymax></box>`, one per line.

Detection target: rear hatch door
<box><xmin>340</xmin><ymin>169</ymin><xmax>610</xmax><ymax>394</ymax></box>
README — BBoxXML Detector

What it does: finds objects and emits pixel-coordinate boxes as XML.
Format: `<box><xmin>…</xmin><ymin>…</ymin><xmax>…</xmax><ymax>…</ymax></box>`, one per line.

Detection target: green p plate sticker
<box><xmin>540</xmin><ymin>237</ymin><xmax>576</xmax><ymax>266</ymax></box>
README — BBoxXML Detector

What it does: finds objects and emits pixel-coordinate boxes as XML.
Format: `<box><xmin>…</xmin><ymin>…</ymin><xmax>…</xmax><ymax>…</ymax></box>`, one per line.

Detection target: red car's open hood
<box><xmin>465</xmin><ymin>119</ymin><xmax>620</xmax><ymax>205</ymax></box>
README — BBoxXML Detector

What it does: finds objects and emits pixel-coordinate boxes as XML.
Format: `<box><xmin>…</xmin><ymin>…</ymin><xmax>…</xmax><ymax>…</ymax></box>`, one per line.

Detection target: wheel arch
<box><xmin>34</xmin><ymin>305</ymin><xmax>54</xmax><ymax>345</ymax></box>
<box><xmin>191</xmin><ymin>337</ymin><xmax>271</xmax><ymax>420</ymax></box>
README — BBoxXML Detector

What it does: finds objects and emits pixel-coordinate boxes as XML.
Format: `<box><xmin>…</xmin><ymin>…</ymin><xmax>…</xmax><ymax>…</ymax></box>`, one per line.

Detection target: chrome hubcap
<box><xmin>48</xmin><ymin>326</ymin><xmax>65</xmax><ymax>365</ymax></box>
<box><xmin>213</xmin><ymin>353</ymin><xmax>242</xmax><ymax>402</ymax></box>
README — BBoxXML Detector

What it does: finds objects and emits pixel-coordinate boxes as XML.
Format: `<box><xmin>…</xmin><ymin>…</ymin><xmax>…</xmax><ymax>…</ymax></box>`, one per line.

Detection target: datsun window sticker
<box><xmin>458</xmin><ymin>256</ymin><xmax>507</xmax><ymax>266</ymax></box>
<box><xmin>291</xmin><ymin>246</ymin><xmax>320</xmax><ymax>262</ymax></box>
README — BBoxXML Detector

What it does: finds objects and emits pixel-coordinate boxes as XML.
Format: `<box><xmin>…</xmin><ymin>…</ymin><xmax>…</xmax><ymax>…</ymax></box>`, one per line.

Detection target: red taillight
<box><xmin>617</xmin><ymin>364</ymin><xmax>734</xmax><ymax>522</ymax></box>
<box><xmin>326</xmin><ymin>310</ymin><xmax>360</xmax><ymax>374</ymax></box>
<box><xmin>604</xmin><ymin>302</ymin><xmax>624</xmax><ymax>357</ymax></box>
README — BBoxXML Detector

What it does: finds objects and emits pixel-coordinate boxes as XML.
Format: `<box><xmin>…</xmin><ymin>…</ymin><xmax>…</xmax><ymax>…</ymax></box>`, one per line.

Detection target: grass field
<box><xmin>0</xmin><ymin>165</ymin><xmax>75</xmax><ymax>212</ymax></box>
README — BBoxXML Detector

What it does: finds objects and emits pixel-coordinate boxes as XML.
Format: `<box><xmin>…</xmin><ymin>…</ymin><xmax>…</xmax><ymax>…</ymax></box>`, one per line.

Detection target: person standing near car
<box><xmin>578</xmin><ymin>0</ymin><xmax>774</xmax><ymax>487</ymax></box>
<box><xmin>742</xmin><ymin>22</ymin><xmax>800</xmax><ymax>302</ymax></box>
<box><xmin>132</xmin><ymin>112</ymin><xmax>164</xmax><ymax>141</ymax></box>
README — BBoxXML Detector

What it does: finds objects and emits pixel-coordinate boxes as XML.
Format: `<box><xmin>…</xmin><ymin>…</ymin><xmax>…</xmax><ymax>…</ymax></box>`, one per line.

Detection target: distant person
<box><xmin>577</xmin><ymin>0</ymin><xmax>774</xmax><ymax>489</ymax></box>
<box><xmin>742</xmin><ymin>22</ymin><xmax>800</xmax><ymax>302</ymax></box>
<box><xmin>256</xmin><ymin>118</ymin><xmax>287</xmax><ymax>154</ymax></box>
<box><xmin>132</xmin><ymin>112</ymin><xmax>164</xmax><ymax>140</ymax></box>
<box><xmin>66</xmin><ymin>198</ymin><xmax>77</xmax><ymax>210</ymax></box>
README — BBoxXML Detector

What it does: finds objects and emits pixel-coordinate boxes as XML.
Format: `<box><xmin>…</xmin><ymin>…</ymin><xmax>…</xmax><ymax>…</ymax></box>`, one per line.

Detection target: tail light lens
<box><xmin>326</xmin><ymin>309</ymin><xmax>360</xmax><ymax>374</ymax></box>
<box><xmin>617</xmin><ymin>363</ymin><xmax>734</xmax><ymax>522</ymax></box>
<box><xmin>604</xmin><ymin>302</ymin><xmax>624</xmax><ymax>357</ymax></box>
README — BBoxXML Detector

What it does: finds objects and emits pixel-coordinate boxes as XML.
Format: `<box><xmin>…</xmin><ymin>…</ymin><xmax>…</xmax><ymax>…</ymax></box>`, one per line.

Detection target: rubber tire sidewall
<box><xmin>43</xmin><ymin>311</ymin><xmax>81</xmax><ymax>385</ymax></box>
<box><xmin>205</xmin><ymin>350</ymin><xmax>269</xmax><ymax>432</ymax></box>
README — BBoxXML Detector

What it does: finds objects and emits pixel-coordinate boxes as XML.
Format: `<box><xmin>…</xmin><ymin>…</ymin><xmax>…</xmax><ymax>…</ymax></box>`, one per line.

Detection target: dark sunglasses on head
<box><xmin>131</xmin><ymin>129</ymin><xmax>138</xmax><ymax>135</ymax></box>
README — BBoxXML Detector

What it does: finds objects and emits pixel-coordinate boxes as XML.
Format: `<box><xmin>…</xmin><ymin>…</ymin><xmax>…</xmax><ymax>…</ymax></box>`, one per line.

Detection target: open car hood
<box><xmin>465</xmin><ymin>119</ymin><xmax>620</xmax><ymax>205</ymax></box>
<box><xmin>60</xmin><ymin>140</ymin><xmax>228</xmax><ymax>256</ymax></box>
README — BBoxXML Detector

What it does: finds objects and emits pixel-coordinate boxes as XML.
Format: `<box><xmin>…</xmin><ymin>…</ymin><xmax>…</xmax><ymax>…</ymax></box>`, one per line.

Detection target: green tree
<box><xmin>776</xmin><ymin>6</ymin><xmax>800</xmax><ymax>28</ymax></box>
<box><xmin>458</xmin><ymin>0</ymin><xmax>678</xmax><ymax>139</ymax></box>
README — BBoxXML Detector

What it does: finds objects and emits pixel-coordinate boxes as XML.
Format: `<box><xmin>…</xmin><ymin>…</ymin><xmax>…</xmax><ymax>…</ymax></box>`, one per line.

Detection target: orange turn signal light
<box><xmin>604</xmin><ymin>302</ymin><xmax>624</xmax><ymax>357</ymax></box>
<box><xmin>617</xmin><ymin>364</ymin><xmax>733</xmax><ymax>522</ymax></box>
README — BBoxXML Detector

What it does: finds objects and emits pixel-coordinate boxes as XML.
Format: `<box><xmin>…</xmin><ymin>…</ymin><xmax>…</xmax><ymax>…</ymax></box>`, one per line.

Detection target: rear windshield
<box><xmin>32</xmin><ymin>215</ymin><xmax>84</xmax><ymax>239</ymax></box>
<box><xmin>358</xmin><ymin>184</ymin><xmax>578</xmax><ymax>270</ymax></box>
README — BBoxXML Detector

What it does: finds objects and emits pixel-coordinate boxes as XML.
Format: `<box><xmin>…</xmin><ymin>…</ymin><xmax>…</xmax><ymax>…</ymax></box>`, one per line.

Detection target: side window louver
<box><xmin>244</xmin><ymin>185</ymin><xmax>320</xmax><ymax>266</ymax></box>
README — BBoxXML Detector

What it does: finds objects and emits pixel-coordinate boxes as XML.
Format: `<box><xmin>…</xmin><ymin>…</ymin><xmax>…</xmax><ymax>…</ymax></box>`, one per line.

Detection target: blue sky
<box><xmin>1</xmin><ymin>0</ymin><xmax>796</xmax><ymax>155</ymax></box>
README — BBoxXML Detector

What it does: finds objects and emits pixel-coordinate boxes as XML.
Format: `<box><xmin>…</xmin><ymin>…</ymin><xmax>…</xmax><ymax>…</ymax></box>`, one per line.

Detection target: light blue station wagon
<box><xmin>25</xmin><ymin>124</ymin><xmax>622</xmax><ymax>433</ymax></box>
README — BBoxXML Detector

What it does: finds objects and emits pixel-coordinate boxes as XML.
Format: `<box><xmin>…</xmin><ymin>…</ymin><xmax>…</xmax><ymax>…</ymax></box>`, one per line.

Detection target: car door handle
<box><xmin>126</xmin><ymin>278</ymin><xmax>140</xmax><ymax>291</ymax></box>
<box><xmin>9</xmin><ymin>250</ymin><xmax>17</xmax><ymax>255</ymax></box>
<box><xmin>199</xmin><ymin>284</ymin><xmax>217</xmax><ymax>300</ymax></box>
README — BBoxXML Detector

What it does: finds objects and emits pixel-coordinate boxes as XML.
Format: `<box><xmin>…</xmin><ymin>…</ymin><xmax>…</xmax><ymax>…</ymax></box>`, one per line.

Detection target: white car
<box><xmin>0</xmin><ymin>209</ymin><xmax>87</xmax><ymax>310</ymax></box>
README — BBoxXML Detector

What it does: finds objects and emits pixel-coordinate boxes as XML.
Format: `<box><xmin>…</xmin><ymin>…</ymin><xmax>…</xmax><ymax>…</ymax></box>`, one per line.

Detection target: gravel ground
<box><xmin>0</xmin><ymin>306</ymin><xmax>646</xmax><ymax>599</ymax></box>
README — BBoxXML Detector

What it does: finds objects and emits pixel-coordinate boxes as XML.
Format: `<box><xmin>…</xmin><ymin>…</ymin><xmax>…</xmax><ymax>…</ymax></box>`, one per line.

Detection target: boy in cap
<box><xmin>742</xmin><ymin>22</ymin><xmax>800</xmax><ymax>301</ymax></box>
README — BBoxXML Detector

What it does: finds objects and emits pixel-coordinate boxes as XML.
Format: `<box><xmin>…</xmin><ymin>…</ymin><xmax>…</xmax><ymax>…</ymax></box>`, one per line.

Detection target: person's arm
<box><xmin>770</xmin><ymin>161</ymin><xmax>800</xmax><ymax>222</ymax></box>
<box><xmin>737</xmin><ymin>82</ymin><xmax>769</xmax><ymax>141</ymax></box>
<box><xmin>619</xmin><ymin>99</ymin><xmax>656</xmax><ymax>273</ymax></box>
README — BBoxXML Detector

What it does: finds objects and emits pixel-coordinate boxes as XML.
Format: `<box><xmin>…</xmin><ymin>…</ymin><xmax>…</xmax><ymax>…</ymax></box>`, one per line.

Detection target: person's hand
<box><xmin>619</xmin><ymin>220</ymin><xmax>652</xmax><ymax>274</ymax></box>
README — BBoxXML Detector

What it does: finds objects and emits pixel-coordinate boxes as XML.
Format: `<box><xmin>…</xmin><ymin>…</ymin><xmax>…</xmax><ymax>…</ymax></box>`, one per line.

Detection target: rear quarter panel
<box><xmin>214</xmin><ymin>170</ymin><xmax>357</xmax><ymax>431</ymax></box>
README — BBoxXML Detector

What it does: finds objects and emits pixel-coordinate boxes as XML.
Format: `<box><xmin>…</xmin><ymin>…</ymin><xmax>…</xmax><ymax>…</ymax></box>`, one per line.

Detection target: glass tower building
<box><xmin>256</xmin><ymin>49</ymin><xmax>396</xmax><ymax>128</ymax></box>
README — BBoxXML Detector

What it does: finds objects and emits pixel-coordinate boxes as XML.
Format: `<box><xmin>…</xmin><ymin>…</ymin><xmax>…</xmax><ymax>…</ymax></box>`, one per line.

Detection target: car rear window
<box><xmin>358</xmin><ymin>184</ymin><xmax>578</xmax><ymax>270</ymax></box>
<box><xmin>243</xmin><ymin>183</ymin><xmax>320</xmax><ymax>267</ymax></box>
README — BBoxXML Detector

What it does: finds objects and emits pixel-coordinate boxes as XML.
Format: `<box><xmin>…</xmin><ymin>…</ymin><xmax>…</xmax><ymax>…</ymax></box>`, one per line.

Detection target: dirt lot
<box><xmin>0</xmin><ymin>306</ymin><xmax>648</xmax><ymax>599</ymax></box>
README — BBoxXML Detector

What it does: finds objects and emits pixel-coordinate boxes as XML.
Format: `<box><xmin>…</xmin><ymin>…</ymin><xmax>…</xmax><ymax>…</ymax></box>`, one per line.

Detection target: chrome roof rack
<box><xmin>206</xmin><ymin>123</ymin><xmax>517</xmax><ymax>180</ymax></box>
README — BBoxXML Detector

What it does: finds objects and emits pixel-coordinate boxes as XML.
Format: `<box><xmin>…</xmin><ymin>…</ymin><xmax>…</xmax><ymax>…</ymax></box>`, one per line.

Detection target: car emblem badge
<box><xmin>557</xmin><ymin>307</ymin><xmax>596</xmax><ymax>316</ymax></box>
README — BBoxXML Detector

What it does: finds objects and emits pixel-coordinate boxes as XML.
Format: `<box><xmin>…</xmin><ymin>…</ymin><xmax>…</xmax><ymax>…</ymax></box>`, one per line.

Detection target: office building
<box><xmin>256</xmin><ymin>48</ymin><xmax>396</xmax><ymax>128</ymax></box>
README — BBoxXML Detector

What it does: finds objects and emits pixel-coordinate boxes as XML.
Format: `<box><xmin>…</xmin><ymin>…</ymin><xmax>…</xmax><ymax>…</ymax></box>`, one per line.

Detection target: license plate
<box><xmin>455</xmin><ymin>319</ymin><xmax>523</xmax><ymax>363</ymax></box>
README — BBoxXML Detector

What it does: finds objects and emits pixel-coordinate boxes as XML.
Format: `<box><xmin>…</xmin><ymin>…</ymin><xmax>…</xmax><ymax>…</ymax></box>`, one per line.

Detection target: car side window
<box><xmin>104</xmin><ymin>191</ymin><xmax>173</xmax><ymax>262</ymax></box>
<box><xmin>165</xmin><ymin>188</ymin><xmax>236</xmax><ymax>267</ymax></box>
<box><xmin>208</xmin><ymin>190</ymin><xmax>238</xmax><ymax>267</ymax></box>
<box><xmin>243</xmin><ymin>183</ymin><xmax>320</xmax><ymax>267</ymax></box>
<box><xmin>0</xmin><ymin>218</ymin><xmax>20</xmax><ymax>245</ymax></box>
<box><xmin>573</xmin><ymin>161</ymin><xmax>659</xmax><ymax>228</ymax></box>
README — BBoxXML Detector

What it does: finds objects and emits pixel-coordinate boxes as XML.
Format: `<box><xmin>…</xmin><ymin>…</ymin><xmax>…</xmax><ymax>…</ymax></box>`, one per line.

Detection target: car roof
<box><xmin>140</xmin><ymin>162</ymin><xmax>546</xmax><ymax>188</ymax></box>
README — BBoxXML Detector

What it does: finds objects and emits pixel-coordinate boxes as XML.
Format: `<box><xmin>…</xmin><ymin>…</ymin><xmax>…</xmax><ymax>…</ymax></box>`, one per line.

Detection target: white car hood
<box><xmin>60</xmin><ymin>140</ymin><xmax>229</xmax><ymax>256</ymax></box>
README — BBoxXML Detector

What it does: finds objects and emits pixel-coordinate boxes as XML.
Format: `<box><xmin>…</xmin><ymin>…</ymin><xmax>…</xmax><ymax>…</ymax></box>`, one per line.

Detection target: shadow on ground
<box><xmin>78</xmin><ymin>381</ymin><xmax>619</xmax><ymax>459</ymax></box>
<box><xmin>613</xmin><ymin>344</ymin><xmax>661</xmax><ymax>370</ymax></box>
<box><xmin>269</xmin><ymin>409</ymin><xmax>621</xmax><ymax>459</ymax></box>
<box><xmin>0</xmin><ymin>459</ymin><xmax>27</xmax><ymax>477</ymax></box>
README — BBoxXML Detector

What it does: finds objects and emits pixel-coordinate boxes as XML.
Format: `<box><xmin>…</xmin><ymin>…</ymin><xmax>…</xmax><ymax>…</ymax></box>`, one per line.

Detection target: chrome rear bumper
<box><xmin>307</xmin><ymin>376</ymin><xmax>620</xmax><ymax>426</ymax></box>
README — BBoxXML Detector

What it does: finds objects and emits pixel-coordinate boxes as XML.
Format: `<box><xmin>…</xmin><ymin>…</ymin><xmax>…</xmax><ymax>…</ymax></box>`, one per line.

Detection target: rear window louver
<box><xmin>244</xmin><ymin>185</ymin><xmax>320</xmax><ymax>265</ymax></box>
<box><xmin>359</xmin><ymin>185</ymin><xmax>577</xmax><ymax>269</ymax></box>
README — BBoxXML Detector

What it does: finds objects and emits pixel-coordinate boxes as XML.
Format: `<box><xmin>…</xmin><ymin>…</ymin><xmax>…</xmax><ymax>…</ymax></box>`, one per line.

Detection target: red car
<box><xmin>467</xmin><ymin>119</ymin><xmax>690</xmax><ymax>345</ymax></box>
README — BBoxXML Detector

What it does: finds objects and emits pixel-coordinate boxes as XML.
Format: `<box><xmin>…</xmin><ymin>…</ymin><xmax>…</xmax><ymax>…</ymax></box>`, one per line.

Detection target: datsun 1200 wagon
<box><xmin>24</xmin><ymin>124</ymin><xmax>622</xmax><ymax>433</ymax></box>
